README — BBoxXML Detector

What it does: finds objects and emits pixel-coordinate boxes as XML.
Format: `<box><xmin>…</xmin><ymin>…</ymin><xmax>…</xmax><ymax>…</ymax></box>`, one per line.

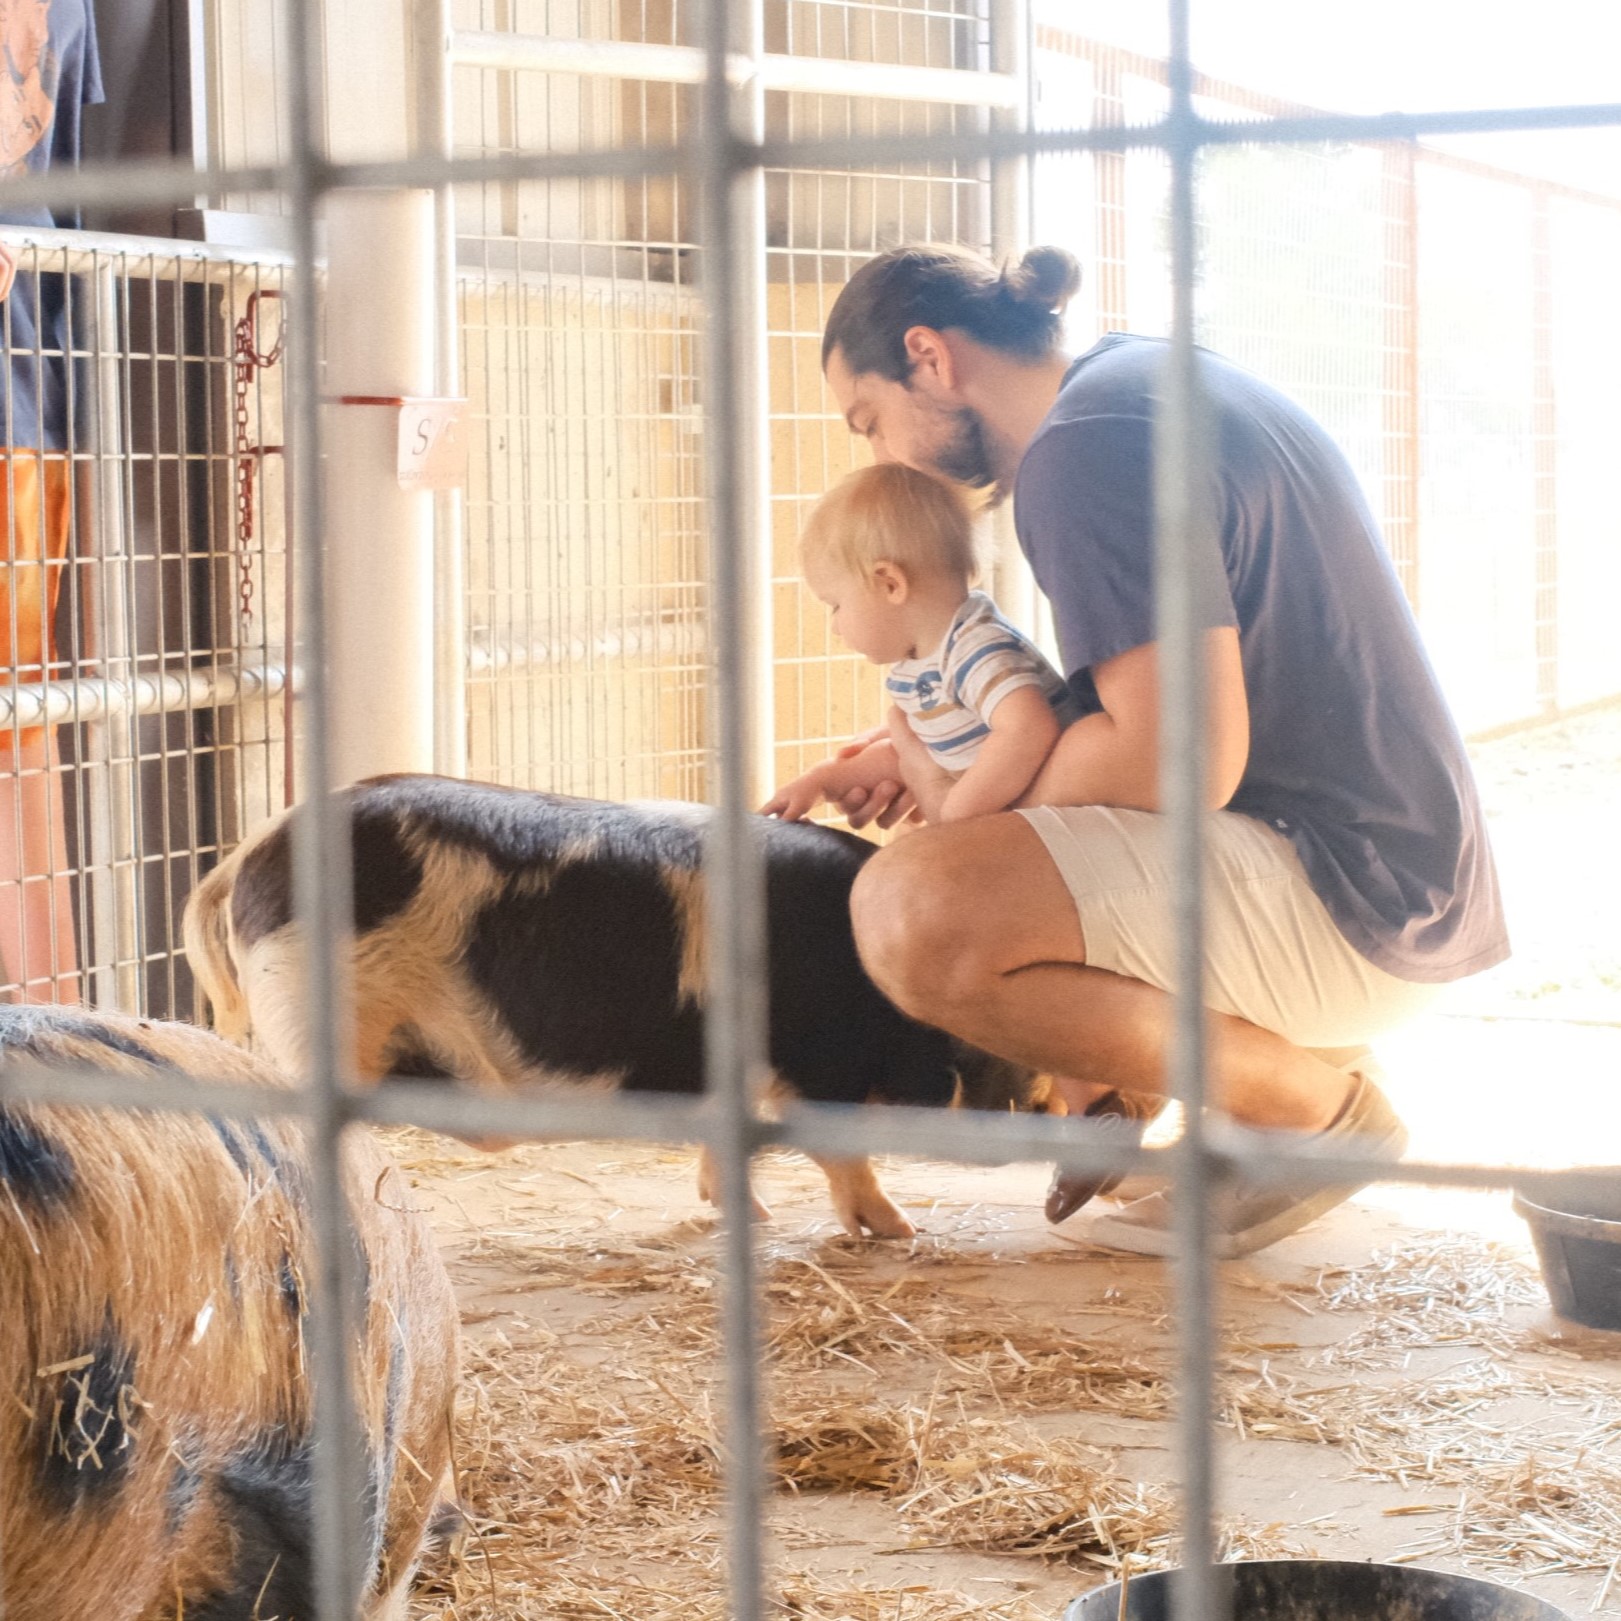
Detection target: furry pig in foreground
<box><xmin>184</xmin><ymin>774</ymin><xmax>1042</xmax><ymax>1239</ymax></box>
<box><xmin>0</xmin><ymin>1006</ymin><xmax>459</xmax><ymax>1621</ymax></box>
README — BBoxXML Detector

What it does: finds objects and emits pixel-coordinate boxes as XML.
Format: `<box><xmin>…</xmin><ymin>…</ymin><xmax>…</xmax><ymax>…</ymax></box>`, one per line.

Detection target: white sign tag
<box><xmin>397</xmin><ymin>398</ymin><xmax>469</xmax><ymax>490</ymax></box>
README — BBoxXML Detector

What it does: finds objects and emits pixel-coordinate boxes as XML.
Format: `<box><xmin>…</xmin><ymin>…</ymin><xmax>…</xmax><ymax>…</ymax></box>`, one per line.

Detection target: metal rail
<box><xmin>0</xmin><ymin>221</ymin><xmax>295</xmax><ymax>273</ymax></box>
<box><xmin>3</xmin><ymin>1057</ymin><xmax>1617</xmax><ymax>1207</ymax></box>
<box><xmin>4</xmin><ymin>103</ymin><xmax>1618</xmax><ymax>218</ymax></box>
<box><xmin>0</xmin><ymin>662</ymin><xmax>292</xmax><ymax>730</ymax></box>
<box><xmin>451</xmin><ymin>31</ymin><xmax>1023</xmax><ymax>109</ymax></box>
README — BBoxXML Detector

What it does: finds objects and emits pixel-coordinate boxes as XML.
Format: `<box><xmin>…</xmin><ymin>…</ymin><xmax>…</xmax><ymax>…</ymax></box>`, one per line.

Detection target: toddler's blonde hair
<box><xmin>799</xmin><ymin>463</ymin><xmax>979</xmax><ymax>586</ymax></box>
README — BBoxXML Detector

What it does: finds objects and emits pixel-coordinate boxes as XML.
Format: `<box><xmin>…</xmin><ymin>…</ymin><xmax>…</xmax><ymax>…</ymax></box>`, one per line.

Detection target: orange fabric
<box><xmin>1</xmin><ymin>450</ymin><xmax>73</xmax><ymax>746</ymax></box>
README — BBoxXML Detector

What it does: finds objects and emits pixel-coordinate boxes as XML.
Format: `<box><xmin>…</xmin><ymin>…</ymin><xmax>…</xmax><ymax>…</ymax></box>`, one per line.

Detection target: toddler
<box><xmin>765</xmin><ymin>463</ymin><xmax>1080</xmax><ymax>824</ymax></box>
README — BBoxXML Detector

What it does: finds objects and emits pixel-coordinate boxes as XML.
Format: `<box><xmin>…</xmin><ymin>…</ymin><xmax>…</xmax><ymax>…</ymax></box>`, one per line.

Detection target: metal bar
<box><xmin>89</xmin><ymin>264</ymin><xmax>142</xmax><ymax>1011</ymax></box>
<box><xmin>150</xmin><ymin>264</ymin><xmax>180</xmax><ymax>1017</ymax></box>
<box><xmin>467</xmin><ymin>620</ymin><xmax>707</xmax><ymax>674</ymax></box>
<box><xmin>1</xmin><ymin>100</ymin><xmax>1619</xmax><ymax>218</ymax></box>
<box><xmin>112</xmin><ymin>264</ymin><xmax>151</xmax><ymax>1014</ymax></box>
<box><xmin>751</xmin><ymin>103</ymin><xmax>1621</xmax><ymax>178</ymax></box>
<box><xmin>183</xmin><ymin>0</ymin><xmax>213</xmax><ymax>180</ymax></box>
<box><xmin>739</xmin><ymin>104</ymin><xmax>774</xmax><ymax>819</ymax></box>
<box><xmin>168</xmin><ymin>255</ymin><xmax>203</xmax><ymax>1022</ymax></box>
<box><xmin>280</xmin><ymin>0</ymin><xmax>367</xmax><ymax>1616</ymax></box>
<box><xmin>452</xmin><ymin>32</ymin><xmax>714</xmax><ymax>84</ymax></box>
<box><xmin>1158</xmin><ymin>1</ymin><xmax>1222</xmax><ymax>1617</ymax></box>
<box><xmin>0</xmin><ymin>160</ymin><xmax>289</xmax><ymax>217</ymax></box>
<box><xmin>699</xmin><ymin>0</ymin><xmax>770</xmax><ymax>1617</ymax></box>
<box><xmin>451</xmin><ymin>30</ymin><xmax>1023</xmax><ymax>110</ymax></box>
<box><xmin>2</xmin><ymin>1056</ymin><xmax>1618</xmax><ymax>1203</ymax></box>
<box><xmin>755</xmin><ymin>51</ymin><xmax>1017</xmax><ymax>110</ymax></box>
<box><xmin>419</xmin><ymin>0</ymin><xmax>469</xmax><ymax>779</ymax></box>
<box><xmin>0</xmin><ymin>228</ymin><xmax>291</xmax><ymax>287</ymax></box>
<box><xmin>0</xmin><ymin>661</ymin><xmax>292</xmax><ymax>730</ymax></box>
<box><xmin>987</xmin><ymin>0</ymin><xmax>1038</xmax><ymax>636</ymax></box>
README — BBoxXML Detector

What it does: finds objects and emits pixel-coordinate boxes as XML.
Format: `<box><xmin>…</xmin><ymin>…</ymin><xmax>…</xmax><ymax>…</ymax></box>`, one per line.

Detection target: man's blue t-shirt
<box><xmin>1014</xmin><ymin>333</ymin><xmax>1507</xmax><ymax>984</ymax></box>
<box><xmin>1</xmin><ymin>0</ymin><xmax>104</xmax><ymax>450</ymax></box>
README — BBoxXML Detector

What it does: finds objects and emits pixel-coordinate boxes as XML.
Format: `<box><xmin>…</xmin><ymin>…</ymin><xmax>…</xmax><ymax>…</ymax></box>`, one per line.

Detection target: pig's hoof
<box><xmin>839</xmin><ymin>1196</ymin><xmax>916</xmax><ymax>1240</ymax></box>
<box><xmin>695</xmin><ymin>1149</ymin><xmax>772</xmax><ymax>1220</ymax></box>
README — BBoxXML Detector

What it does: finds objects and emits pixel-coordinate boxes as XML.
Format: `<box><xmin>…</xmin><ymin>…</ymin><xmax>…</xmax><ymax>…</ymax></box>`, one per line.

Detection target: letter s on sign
<box><xmin>397</xmin><ymin>400</ymin><xmax>470</xmax><ymax>491</ymax></box>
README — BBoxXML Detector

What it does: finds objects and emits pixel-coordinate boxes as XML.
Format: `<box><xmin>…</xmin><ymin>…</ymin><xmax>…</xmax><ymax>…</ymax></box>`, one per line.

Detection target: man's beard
<box><xmin>927</xmin><ymin>405</ymin><xmax>1006</xmax><ymax>507</ymax></box>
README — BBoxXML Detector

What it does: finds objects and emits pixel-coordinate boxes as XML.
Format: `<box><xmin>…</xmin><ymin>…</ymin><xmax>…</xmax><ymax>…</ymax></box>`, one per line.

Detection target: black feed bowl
<box><xmin>1514</xmin><ymin>1173</ymin><xmax>1621</xmax><ymax>1333</ymax></box>
<box><xmin>1065</xmin><ymin>1560</ymin><xmax>1570</xmax><ymax>1621</ymax></box>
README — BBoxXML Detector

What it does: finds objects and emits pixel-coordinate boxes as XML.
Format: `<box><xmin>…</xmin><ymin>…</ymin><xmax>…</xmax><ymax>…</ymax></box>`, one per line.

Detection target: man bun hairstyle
<box><xmin>1003</xmin><ymin>244</ymin><xmax>1083</xmax><ymax>313</ymax></box>
<box><xmin>823</xmin><ymin>243</ymin><xmax>1081</xmax><ymax>382</ymax></box>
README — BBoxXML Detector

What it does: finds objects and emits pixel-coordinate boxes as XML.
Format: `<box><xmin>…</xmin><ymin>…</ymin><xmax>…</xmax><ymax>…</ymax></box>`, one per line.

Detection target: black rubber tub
<box><xmin>1065</xmin><ymin>1560</ymin><xmax>1570</xmax><ymax>1620</ymax></box>
<box><xmin>1514</xmin><ymin>1172</ymin><xmax>1621</xmax><ymax>1332</ymax></box>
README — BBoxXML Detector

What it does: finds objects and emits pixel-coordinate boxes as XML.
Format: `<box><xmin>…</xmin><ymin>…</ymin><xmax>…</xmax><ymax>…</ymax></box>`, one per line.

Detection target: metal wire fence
<box><xmin>0</xmin><ymin>228</ymin><xmax>291</xmax><ymax>1012</ymax></box>
<box><xmin>0</xmin><ymin>2</ymin><xmax>1619</xmax><ymax>1620</ymax></box>
<box><xmin>1036</xmin><ymin>28</ymin><xmax>1621</xmax><ymax>736</ymax></box>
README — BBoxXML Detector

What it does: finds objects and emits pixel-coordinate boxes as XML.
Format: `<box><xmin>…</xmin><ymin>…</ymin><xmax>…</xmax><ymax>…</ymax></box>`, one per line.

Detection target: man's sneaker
<box><xmin>1045</xmin><ymin>1088</ymin><xmax>1168</xmax><ymax>1223</ymax></box>
<box><xmin>1083</xmin><ymin>1070</ymin><xmax>1409</xmax><ymax>1259</ymax></box>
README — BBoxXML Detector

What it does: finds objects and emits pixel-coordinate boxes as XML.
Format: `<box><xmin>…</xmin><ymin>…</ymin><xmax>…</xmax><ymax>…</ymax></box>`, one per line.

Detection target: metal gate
<box><xmin>0</xmin><ymin>226</ymin><xmax>292</xmax><ymax>1014</ymax></box>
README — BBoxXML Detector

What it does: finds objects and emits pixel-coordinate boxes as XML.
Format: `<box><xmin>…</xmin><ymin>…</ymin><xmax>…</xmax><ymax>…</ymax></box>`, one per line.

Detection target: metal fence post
<box><xmin>418</xmin><ymin>0</ymin><xmax>469</xmax><ymax>779</ymax></box>
<box><xmin>1159</xmin><ymin>5</ymin><xmax>1223</xmax><ymax>1621</ymax></box>
<box><xmin>281</xmin><ymin>1</ymin><xmax>369</xmax><ymax>1616</ymax></box>
<box><xmin>701</xmin><ymin>2</ymin><xmax>771</xmax><ymax>1620</ymax></box>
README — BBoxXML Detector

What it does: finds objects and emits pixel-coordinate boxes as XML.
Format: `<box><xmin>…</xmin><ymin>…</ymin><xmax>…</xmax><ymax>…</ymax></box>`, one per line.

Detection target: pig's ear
<box><xmin>1029</xmin><ymin>1073</ymin><xmax>1067</xmax><ymax>1115</ymax></box>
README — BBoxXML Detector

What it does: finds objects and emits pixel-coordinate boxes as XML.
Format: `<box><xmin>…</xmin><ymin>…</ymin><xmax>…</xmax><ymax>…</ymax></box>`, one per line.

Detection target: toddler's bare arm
<box><xmin>936</xmin><ymin>686</ymin><xmax>1061</xmax><ymax>823</ymax></box>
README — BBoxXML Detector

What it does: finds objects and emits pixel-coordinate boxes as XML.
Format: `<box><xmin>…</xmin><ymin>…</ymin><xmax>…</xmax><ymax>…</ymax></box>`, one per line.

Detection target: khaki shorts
<box><xmin>1018</xmin><ymin>804</ymin><xmax>1438</xmax><ymax>1050</ymax></box>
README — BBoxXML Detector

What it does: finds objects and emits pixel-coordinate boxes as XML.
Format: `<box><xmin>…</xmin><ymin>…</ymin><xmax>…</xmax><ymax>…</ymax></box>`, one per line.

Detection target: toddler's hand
<box><xmin>761</xmin><ymin>768</ymin><xmax>825</xmax><ymax>821</ymax></box>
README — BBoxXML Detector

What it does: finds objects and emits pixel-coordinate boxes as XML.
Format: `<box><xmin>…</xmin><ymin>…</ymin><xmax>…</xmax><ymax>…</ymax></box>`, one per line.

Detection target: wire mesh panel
<box><xmin>451</xmin><ymin>0</ymin><xmax>1001</xmax><ymax>802</ymax></box>
<box><xmin>766</xmin><ymin>0</ymin><xmax>993</xmax><ymax>794</ymax></box>
<box><xmin>452</xmin><ymin>0</ymin><xmax>710</xmax><ymax>799</ymax></box>
<box><xmin>1415</xmin><ymin>164</ymin><xmax>1538</xmax><ymax>734</ymax></box>
<box><xmin>1034</xmin><ymin>23</ymin><xmax>1621</xmax><ymax>736</ymax></box>
<box><xmin>1547</xmin><ymin>194</ymin><xmax>1621</xmax><ymax>711</ymax></box>
<box><xmin>0</xmin><ymin>231</ymin><xmax>291</xmax><ymax>1015</ymax></box>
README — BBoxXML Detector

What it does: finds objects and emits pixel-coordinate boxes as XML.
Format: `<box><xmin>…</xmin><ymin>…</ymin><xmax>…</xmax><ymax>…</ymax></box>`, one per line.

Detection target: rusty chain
<box><xmin>232</xmin><ymin>289</ymin><xmax>286</xmax><ymax>632</ymax></box>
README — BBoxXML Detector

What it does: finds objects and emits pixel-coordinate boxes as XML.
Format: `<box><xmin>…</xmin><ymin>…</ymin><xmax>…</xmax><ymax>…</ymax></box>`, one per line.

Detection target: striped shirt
<box><xmin>886</xmin><ymin>591</ymin><xmax>1081</xmax><ymax>771</ymax></box>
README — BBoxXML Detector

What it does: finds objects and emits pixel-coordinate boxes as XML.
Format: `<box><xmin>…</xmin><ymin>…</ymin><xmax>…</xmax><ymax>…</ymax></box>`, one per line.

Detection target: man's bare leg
<box><xmin>848</xmin><ymin>813</ymin><xmax>1357</xmax><ymax>1131</ymax></box>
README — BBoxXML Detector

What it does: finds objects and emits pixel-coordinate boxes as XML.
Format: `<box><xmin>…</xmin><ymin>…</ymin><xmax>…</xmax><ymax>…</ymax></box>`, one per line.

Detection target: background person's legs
<box><xmin>0</xmin><ymin>727</ymin><xmax>80</xmax><ymax>1001</ymax></box>
<box><xmin>0</xmin><ymin>451</ymin><xmax>80</xmax><ymax>1003</ymax></box>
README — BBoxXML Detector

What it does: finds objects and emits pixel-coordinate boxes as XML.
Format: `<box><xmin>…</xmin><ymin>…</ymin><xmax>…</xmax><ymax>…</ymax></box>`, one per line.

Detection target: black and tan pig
<box><xmin>184</xmin><ymin>774</ymin><xmax>1045</xmax><ymax>1239</ymax></box>
<box><xmin>0</xmin><ymin>1005</ymin><xmax>459</xmax><ymax>1621</ymax></box>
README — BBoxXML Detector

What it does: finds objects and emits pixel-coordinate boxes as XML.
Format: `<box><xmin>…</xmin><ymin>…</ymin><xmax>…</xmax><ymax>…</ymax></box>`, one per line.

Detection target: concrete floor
<box><xmin>408</xmin><ymin>705</ymin><xmax>1621</xmax><ymax>1621</ymax></box>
